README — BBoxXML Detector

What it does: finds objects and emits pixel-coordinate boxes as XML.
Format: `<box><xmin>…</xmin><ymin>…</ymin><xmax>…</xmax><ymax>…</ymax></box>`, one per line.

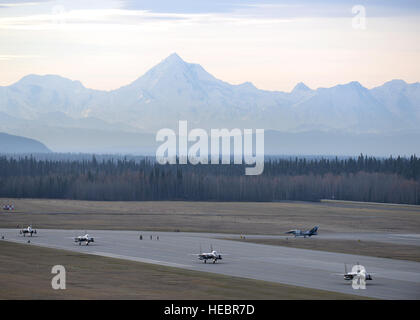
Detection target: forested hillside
<box><xmin>0</xmin><ymin>132</ymin><xmax>51</xmax><ymax>154</ymax></box>
<box><xmin>0</xmin><ymin>155</ymin><xmax>419</xmax><ymax>204</ymax></box>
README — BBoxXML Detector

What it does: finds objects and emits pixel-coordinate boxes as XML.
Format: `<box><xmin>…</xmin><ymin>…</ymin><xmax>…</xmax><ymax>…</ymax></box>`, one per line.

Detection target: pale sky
<box><xmin>0</xmin><ymin>0</ymin><xmax>419</xmax><ymax>92</ymax></box>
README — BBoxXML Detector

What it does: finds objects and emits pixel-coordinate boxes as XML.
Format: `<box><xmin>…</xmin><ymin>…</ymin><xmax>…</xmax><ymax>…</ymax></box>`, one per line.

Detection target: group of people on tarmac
<box><xmin>139</xmin><ymin>234</ymin><xmax>159</xmax><ymax>240</ymax></box>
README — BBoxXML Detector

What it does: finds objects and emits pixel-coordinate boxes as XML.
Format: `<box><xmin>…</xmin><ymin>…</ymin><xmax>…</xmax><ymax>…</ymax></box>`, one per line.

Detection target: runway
<box><xmin>241</xmin><ymin>232</ymin><xmax>420</xmax><ymax>246</ymax></box>
<box><xmin>1</xmin><ymin>228</ymin><xmax>419</xmax><ymax>299</ymax></box>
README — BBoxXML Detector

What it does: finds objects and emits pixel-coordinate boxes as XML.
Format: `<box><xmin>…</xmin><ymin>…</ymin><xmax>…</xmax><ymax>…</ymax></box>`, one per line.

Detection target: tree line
<box><xmin>0</xmin><ymin>154</ymin><xmax>419</xmax><ymax>204</ymax></box>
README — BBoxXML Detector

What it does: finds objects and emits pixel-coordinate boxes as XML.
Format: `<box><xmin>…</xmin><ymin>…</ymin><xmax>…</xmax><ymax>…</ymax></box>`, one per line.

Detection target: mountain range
<box><xmin>0</xmin><ymin>53</ymin><xmax>419</xmax><ymax>155</ymax></box>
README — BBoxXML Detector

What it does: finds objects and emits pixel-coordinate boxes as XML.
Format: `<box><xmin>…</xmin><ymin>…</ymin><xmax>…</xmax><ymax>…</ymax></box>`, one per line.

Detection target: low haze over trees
<box><xmin>0</xmin><ymin>154</ymin><xmax>419</xmax><ymax>205</ymax></box>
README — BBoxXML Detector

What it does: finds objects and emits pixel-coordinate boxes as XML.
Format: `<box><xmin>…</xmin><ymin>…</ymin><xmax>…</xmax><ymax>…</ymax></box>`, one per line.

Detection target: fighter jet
<box><xmin>19</xmin><ymin>225</ymin><xmax>37</xmax><ymax>237</ymax></box>
<box><xmin>339</xmin><ymin>262</ymin><xmax>373</xmax><ymax>281</ymax></box>
<box><xmin>191</xmin><ymin>245</ymin><xmax>225</xmax><ymax>264</ymax></box>
<box><xmin>285</xmin><ymin>225</ymin><xmax>319</xmax><ymax>238</ymax></box>
<box><xmin>3</xmin><ymin>204</ymin><xmax>14</xmax><ymax>211</ymax></box>
<box><xmin>74</xmin><ymin>233</ymin><xmax>94</xmax><ymax>245</ymax></box>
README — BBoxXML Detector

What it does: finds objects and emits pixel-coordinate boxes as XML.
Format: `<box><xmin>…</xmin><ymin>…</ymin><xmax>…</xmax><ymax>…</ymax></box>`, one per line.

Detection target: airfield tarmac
<box><xmin>1</xmin><ymin>228</ymin><xmax>419</xmax><ymax>299</ymax></box>
<box><xmin>241</xmin><ymin>232</ymin><xmax>420</xmax><ymax>246</ymax></box>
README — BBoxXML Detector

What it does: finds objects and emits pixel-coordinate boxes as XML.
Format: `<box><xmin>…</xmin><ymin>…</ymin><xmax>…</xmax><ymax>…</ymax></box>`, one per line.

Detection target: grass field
<box><xmin>1</xmin><ymin>198</ymin><xmax>420</xmax><ymax>234</ymax></box>
<box><xmin>0</xmin><ymin>241</ymin><xmax>362</xmax><ymax>300</ymax></box>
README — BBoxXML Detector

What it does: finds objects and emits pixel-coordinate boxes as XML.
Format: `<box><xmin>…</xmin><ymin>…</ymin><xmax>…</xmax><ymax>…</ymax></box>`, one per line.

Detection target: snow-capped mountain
<box><xmin>371</xmin><ymin>79</ymin><xmax>420</xmax><ymax>127</ymax></box>
<box><xmin>0</xmin><ymin>53</ymin><xmax>419</xmax><ymax>153</ymax></box>
<box><xmin>84</xmin><ymin>53</ymin><xmax>289</xmax><ymax>130</ymax></box>
<box><xmin>0</xmin><ymin>74</ymin><xmax>105</xmax><ymax>120</ymax></box>
<box><xmin>290</xmin><ymin>81</ymin><xmax>396</xmax><ymax>133</ymax></box>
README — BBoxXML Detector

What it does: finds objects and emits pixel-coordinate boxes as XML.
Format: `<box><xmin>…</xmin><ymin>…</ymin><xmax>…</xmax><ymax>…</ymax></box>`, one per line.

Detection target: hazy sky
<box><xmin>1</xmin><ymin>0</ymin><xmax>419</xmax><ymax>91</ymax></box>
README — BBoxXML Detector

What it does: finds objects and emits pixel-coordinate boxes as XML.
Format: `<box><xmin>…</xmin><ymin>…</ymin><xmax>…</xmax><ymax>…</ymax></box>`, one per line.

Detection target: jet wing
<box><xmin>189</xmin><ymin>254</ymin><xmax>209</xmax><ymax>258</ymax></box>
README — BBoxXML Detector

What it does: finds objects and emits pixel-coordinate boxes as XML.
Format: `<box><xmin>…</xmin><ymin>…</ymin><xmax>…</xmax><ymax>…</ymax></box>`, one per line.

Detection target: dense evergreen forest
<box><xmin>0</xmin><ymin>154</ymin><xmax>419</xmax><ymax>204</ymax></box>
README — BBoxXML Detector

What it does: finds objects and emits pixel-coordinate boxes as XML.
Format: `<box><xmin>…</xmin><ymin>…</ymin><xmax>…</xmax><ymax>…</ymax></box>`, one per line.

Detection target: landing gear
<box><xmin>79</xmin><ymin>242</ymin><xmax>81</xmax><ymax>246</ymax></box>
<box><xmin>204</xmin><ymin>260</ymin><xmax>206</xmax><ymax>264</ymax></box>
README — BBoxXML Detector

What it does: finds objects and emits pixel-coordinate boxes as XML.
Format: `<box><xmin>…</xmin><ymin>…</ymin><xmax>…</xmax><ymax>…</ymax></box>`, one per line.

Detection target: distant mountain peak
<box><xmin>13</xmin><ymin>74</ymin><xmax>85</xmax><ymax>89</ymax></box>
<box><xmin>161</xmin><ymin>52</ymin><xmax>185</xmax><ymax>65</ymax></box>
<box><xmin>18</xmin><ymin>74</ymin><xmax>68</xmax><ymax>82</ymax></box>
<box><xmin>328</xmin><ymin>81</ymin><xmax>365</xmax><ymax>92</ymax></box>
<box><xmin>348</xmin><ymin>80</ymin><xmax>362</xmax><ymax>87</ymax></box>
<box><xmin>292</xmin><ymin>82</ymin><xmax>311</xmax><ymax>93</ymax></box>
<box><xmin>382</xmin><ymin>79</ymin><xmax>408</xmax><ymax>88</ymax></box>
<box><xmin>387</xmin><ymin>79</ymin><xmax>407</xmax><ymax>84</ymax></box>
<box><xmin>239</xmin><ymin>81</ymin><xmax>257</xmax><ymax>89</ymax></box>
<box><xmin>129</xmin><ymin>52</ymin><xmax>219</xmax><ymax>90</ymax></box>
<box><xmin>145</xmin><ymin>52</ymin><xmax>193</xmax><ymax>76</ymax></box>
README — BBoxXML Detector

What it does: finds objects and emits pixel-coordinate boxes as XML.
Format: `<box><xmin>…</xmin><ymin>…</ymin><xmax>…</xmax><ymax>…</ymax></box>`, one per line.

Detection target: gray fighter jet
<box><xmin>340</xmin><ymin>262</ymin><xmax>373</xmax><ymax>281</ymax></box>
<box><xmin>191</xmin><ymin>245</ymin><xmax>226</xmax><ymax>264</ymax></box>
<box><xmin>285</xmin><ymin>225</ymin><xmax>319</xmax><ymax>238</ymax></box>
<box><xmin>19</xmin><ymin>225</ymin><xmax>37</xmax><ymax>237</ymax></box>
<box><xmin>74</xmin><ymin>233</ymin><xmax>95</xmax><ymax>245</ymax></box>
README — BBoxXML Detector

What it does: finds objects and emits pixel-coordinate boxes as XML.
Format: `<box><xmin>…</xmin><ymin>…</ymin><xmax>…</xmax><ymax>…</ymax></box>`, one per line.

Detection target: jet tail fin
<box><xmin>310</xmin><ymin>225</ymin><xmax>319</xmax><ymax>234</ymax></box>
